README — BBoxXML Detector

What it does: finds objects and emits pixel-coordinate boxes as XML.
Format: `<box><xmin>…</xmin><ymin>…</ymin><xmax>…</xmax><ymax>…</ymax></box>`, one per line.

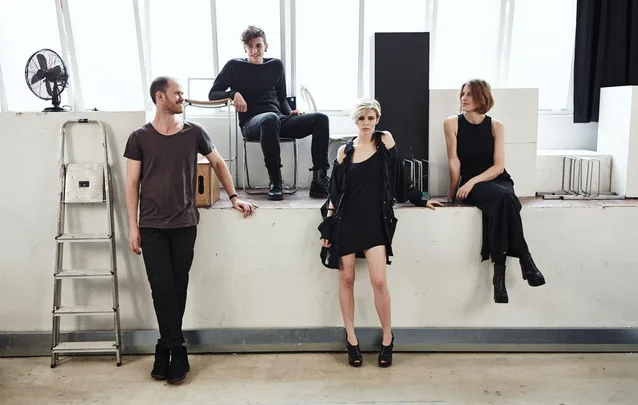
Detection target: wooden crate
<box><xmin>196</xmin><ymin>158</ymin><xmax>220</xmax><ymax>208</ymax></box>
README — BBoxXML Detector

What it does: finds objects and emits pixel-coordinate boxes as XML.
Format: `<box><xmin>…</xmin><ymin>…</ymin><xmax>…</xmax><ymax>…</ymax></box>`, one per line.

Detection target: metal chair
<box><xmin>182</xmin><ymin>97</ymin><xmax>239</xmax><ymax>183</ymax></box>
<box><xmin>186</xmin><ymin>76</ymin><xmax>299</xmax><ymax>194</ymax></box>
<box><xmin>242</xmin><ymin>95</ymin><xmax>300</xmax><ymax>194</ymax></box>
<box><xmin>242</xmin><ymin>134</ymin><xmax>299</xmax><ymax>195</ymax></box>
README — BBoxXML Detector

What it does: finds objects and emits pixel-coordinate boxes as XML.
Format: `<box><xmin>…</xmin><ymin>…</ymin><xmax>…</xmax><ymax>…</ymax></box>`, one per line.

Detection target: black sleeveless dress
<box><xmin>338</xmin><ymin>150</ymin><xmax>387</xmax><ymax>257</ymax></box>
<box><xmin>456</xmin><ymin>113</ymin><xmax>530</xmax><ymax>263</ymax></box>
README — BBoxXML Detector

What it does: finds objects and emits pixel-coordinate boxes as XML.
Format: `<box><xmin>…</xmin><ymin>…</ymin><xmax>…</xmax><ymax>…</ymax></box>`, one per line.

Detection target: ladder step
<box><xmin>63</xmin><ymin>199</ymin><xmax>106</xmax><ymax>204</ymax></box>
<box><xmin>56</xmin><ymin>233</ymin><xmax>112</xmax><ymax>242</ymax></box>
<box><xmin>55</xmin><ymin>269</ymin><xmax>113</xmax><ymax>279</ymax></box>
<box><xmin>52</xmin><ymin>341</ymin><xmax>118</xmax><ymax>354</ymax></box>
<box><xmin>54</xmin><ymin>306</ymin><xmax>116</xmax><ymax>316</ymax></box>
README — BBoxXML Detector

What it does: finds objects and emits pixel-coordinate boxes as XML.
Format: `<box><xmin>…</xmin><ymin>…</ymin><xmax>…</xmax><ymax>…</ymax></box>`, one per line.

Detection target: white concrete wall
<box><xmin>1</xmin><ymin>111</ymin><xmax>638</xmax><ymax>333</ymax></box>
<box><xmin>597</xmin><ymin>86</ymin><xmax>638</xmax><ymax>197</ymax></box>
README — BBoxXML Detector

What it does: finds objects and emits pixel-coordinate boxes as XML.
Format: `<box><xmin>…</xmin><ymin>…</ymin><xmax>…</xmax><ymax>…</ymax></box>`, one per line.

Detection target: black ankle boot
<box><xmin>309</xmin><ymin>167</ymin><xmax>329</xmax><ymax>198</ymax></box>
<box><xmin>267</xmin><ymin>168</ymin><xmax>284</xmax><ymax>201</ymax></box>
<box><xmin>167</xmin><ymin>345</ymin><xmax>190</xmax><ymax>384</ymax></box>
<box><xmin>150</xmin><ymin>344</ymin><xmax>170</xmax><ymax>380</ymax></box>
<box><xmin>493</xmin><ymin>263</ymin><xmax>509</xmax><ymax>304</ymax></box>
<box><xmin>519</xmin><ymin>253</ymin><xmax>546</xmax><ymax>287</ymax></box>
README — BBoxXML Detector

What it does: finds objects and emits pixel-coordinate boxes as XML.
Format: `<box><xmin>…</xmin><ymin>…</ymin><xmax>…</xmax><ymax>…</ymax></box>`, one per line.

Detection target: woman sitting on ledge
<box><xmin>443</xmin><ymin>78</ymin><xmax>546</xmax><ymax>304</ymax></box>
<box><xmin>318</xmin><ymin>98</ymin><xmax>442</xmax><ymax>368</ymax></box>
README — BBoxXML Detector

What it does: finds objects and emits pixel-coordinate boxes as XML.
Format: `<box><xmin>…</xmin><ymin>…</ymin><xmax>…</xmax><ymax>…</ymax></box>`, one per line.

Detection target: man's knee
<box><xmin>310</xmin><ymin>112</ymin><xmax>329</xmax><ymax>129</ymax></box>
<box><xmin>259</xmin><ymin>112</ymin><xmax>281</xmax><ymax>132</ymax></box>
<box><xmin>150</xmin><ymin>284</ymin><xmax>176</xmax><ymax>301</ymax></box>
<box><xmin>315</xmin><ymin>112</ymin><xmax>329</xmax><ymax>123</ymax></box>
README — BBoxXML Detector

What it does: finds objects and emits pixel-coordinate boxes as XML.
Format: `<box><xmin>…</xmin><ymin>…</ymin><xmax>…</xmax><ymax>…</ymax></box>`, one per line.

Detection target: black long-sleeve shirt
<box><xmin>208</xmin><ymin>58</ymin><xmax>292</xmax><ymax>127</ymax></box>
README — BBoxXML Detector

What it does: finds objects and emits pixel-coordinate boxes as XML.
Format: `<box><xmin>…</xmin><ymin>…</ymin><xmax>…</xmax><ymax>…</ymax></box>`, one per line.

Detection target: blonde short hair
<box><xmin>351</xmin><ymin>98</ymin><xmax>381</xmax><ymax>120</ymax></box>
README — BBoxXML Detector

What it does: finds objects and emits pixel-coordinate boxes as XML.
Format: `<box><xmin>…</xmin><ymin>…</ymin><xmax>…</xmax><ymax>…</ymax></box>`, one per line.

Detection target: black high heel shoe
<box><xmin>346</xmin><ymin>338</ymin><xmax>363</xmax><ymax>367</ymax></box>
<box><xmin>519</xmin><ymin>253</ymin><xmax>546</xmax><ymax>287</ymax></box>
<box><xmin>378</xmin><ymin>333</ymin><xmax>394</xmax><ymax>368</ymax></box>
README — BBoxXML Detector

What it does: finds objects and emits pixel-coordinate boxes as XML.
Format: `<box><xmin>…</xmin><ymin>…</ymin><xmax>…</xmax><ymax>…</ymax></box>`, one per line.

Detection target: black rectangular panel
<box><xmin>371</xmin><ymin>32</ymin><xmax>430</xmax><ymax>190</ymax></box>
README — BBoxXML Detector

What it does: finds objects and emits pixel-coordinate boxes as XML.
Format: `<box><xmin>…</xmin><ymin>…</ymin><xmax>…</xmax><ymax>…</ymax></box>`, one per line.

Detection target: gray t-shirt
<box><xmin>123</xmin><ymin>121</ymin><xmax>215</xmax><ymax>229</ymax></box>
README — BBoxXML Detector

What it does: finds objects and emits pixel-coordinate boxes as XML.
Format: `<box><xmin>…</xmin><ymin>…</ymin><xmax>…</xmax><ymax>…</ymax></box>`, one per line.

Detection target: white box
<box><xmin>597</xmin><ymin>86</ymin><xmax>638</xmax><ymax>197</ymax></box>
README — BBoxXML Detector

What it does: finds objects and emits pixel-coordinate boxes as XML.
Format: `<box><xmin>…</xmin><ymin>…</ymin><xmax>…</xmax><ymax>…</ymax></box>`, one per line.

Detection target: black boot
<box><xmin>493</xmin><ymin>263</ymin><xmax>509</xmax><ymax>304</ymax></box>
<box><xmin>309</xmin><ymin>168</ymin><xmax>329</xmax><ymax>198</ymax></box>
<box><xmin>519</xmin><ymin>253</ymin><xmax>546</xmax><ymax>287</ymax></box>
<box><xmin>267</xmin><ymin>168</ymin><xmax>283</xmax><ymax>201</ymax></box>
<box><xmin>150</xmin><ymin>344</ymin><xmax>170</xmax><ymax>380</ymax></box>
<box><xmin>167</xmin><ymin>345</ymin><xmax>190</xmax><ymax>384</ymax></box>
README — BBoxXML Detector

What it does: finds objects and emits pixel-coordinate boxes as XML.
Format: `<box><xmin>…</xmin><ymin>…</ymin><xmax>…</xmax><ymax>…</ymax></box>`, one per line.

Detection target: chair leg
<box><xmin>282</xmin><ymin>140</ymin><xmax>298</xmax><ymax>195</ymax></box>
<box><xmin>243</xmin><ymin>139</ymin><xmax>298</xmax><ymax>195</ymax></box>
<box><xmin>242</xmin><ymin>139</ymin><xmax>248</xmax><ymax>192</ymax></box>
<box><xmin>243</xmin><ymin>139</ymin><xmax>269</xmax><ymax>195</ymax></box>
<box><xmin>292</xmin><ymin>140</ymin><xmax>299</xmax><ymax>192</ymax></box>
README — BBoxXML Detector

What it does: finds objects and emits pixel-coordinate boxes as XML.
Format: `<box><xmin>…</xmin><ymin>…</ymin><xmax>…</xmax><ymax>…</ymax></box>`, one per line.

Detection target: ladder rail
<box><xmin>51</xmin><ymin>121</ymin><xmax>68</xmax><ymax>367</ymax></box>
<box><xmin>51</xmin><ymin>118</ymin><xmax>122</xmax><ymax>368</ymax></box>
<box><xmin>99</xmin><ymin>120</ymin><xmax>122</xmax><ymax>364</ymax></box>
<box><xmin>107</xmin><ymin>169</ymin><xmax>122</xmax><ymax>365</ymax></box>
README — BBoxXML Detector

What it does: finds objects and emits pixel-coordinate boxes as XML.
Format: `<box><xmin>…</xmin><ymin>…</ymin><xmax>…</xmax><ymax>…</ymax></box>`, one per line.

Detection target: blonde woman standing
<box><xmin>318</xmin><ymin>98</ymin><xmax>442</xmax><ymax>368</ymax></box>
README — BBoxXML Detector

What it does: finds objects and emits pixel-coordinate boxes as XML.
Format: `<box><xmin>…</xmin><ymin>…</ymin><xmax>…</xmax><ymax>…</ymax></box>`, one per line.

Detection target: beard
<box><xmin>164</xmin><ymin>102</ymin><xmax>183</xmax><ymax>115</ymax></box>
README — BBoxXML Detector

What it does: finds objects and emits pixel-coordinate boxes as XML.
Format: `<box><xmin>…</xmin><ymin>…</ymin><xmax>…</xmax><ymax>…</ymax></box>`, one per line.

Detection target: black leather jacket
<box><xmin>318</xmin><ymin>131</ymin><xmax>430</xmax><ymax>269</ymax></box>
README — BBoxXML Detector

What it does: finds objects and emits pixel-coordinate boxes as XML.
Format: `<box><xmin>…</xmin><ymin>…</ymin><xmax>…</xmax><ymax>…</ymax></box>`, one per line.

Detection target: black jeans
<box><xmin>140</xmin><ymin>226</ymin><xmax>197</xmax><ymax>349</ymax></box>
<box><xmin>241</xmin><ymin>112</ymin><xmax>330</xmax><ymax>173</ymax></box>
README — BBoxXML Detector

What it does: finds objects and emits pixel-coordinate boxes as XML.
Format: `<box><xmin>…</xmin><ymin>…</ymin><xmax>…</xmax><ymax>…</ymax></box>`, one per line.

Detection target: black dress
<box><xmin>338</xmin><ymin>151</ymin><xmax>387</xmax><ymax>257</ymax></box>
<box><xmin>456</xmin><ymin>113</ymin><xmax>530</xmax><ymax>264</ymax></box>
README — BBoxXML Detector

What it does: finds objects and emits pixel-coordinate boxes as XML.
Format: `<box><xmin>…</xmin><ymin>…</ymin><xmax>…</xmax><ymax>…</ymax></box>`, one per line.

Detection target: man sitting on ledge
<box><xmin>208</xmin><ymin>25</ymin><xmax>330</xmax><ymax>201</ymax></box>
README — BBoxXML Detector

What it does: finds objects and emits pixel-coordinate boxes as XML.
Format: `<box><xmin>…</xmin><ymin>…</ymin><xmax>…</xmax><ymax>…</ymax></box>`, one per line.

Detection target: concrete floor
<box><xmin>1</xmin><ymin>352</ymin><xmax>636</xmax><ymax>405</ymax></box>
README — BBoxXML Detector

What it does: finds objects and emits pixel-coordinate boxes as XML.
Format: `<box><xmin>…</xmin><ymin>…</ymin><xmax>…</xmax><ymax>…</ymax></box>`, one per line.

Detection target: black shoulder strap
<box><xmin>373</xmin><ymin>131</ymin><xmax>384</xmax><ymax>149</ymax></box>
<box><xmin>343</xmin><ymin>140</ymin><xmax>355</xmax><ymax>164</ymax></box>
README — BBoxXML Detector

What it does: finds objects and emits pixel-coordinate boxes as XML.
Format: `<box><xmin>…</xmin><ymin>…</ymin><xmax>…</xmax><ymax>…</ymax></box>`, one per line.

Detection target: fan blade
<box><xmin>37</xmin><ymin>54</ymin><xmax>48</xmax><ymax>71</ymax></box>
<box><xmin>31</xmin><ymin>70</ymin><xmax>45</xmax><ymax>85</ymax></box>
<box><xmin>48</xmin><ymin>65</ymin><xmax>62</xmax><ymax>78</ymax></box>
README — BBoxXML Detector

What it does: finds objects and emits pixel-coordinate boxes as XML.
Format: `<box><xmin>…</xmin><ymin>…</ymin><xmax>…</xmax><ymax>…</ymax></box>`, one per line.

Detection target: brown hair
<box><xmin>460</xmin><ymin>79</ymin><xmax>494</xmax><ymax>114</ymax></box>
<box><xmin>241</xmin><ymin>25</ymin><xmax>266</xmax><ymax>45</ymax></box>
<box><xmin>149</xmin><ymin>76</ymin><xmax>176</xmax><ymax>105</ymax></box>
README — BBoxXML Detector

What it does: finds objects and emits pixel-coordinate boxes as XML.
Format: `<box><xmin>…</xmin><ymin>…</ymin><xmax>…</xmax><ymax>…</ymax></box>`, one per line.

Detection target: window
<box><xmin>295</xmin><ymin>0</ymin><xmax>359</xmax><ymax>111</ymax></box>
<box><xmin>0</xmin><ymin>0</ymin><xmax>581</xmax><ymax>114</ymax></box>
<box><xmin>431</xmin><ymin>0</ymin><xmax>501</xmax><ymax>89</ymax></box>
<box><xmin>216</xmin><ymin>0</ymin><xmax>281</xmax><ymax>72</ymax></box>
<box><xmin>362</xmin><ymin>0</ymin><xmax>427</xmax><ymax>98</ymax></box>
<box><xmin>69</xmin><ymin>0</ymin><xmax>144</xmax><ymax>110</ymax></box>
<box><xmin>0</xmin><ymin>0</ymin><xmax>65</xmax><ymax>112</ymax></box>
<box><xmin>508</xmin><ymin>0</ymin><xmax>577</xmax><ymax>110</ymax></box>
<box><xmin>147</xmin><ymin>0</ymin><xmax>214</xmax><ymax>100</ymax></box>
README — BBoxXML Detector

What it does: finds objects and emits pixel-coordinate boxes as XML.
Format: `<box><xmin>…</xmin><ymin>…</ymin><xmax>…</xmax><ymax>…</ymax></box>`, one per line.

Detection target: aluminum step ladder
<box><xmin>50</xmin><ymin>118</ymin><xmax>122</xmax><ymax>368</ymax></box>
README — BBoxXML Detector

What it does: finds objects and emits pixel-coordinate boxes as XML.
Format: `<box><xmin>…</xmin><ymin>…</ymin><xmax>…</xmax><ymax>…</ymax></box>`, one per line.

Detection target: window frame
<box><xmin>0</xmin><ymin>60</ymin><xmax>7</xmax><ymax>112</ymax></box>
<box><xmin>0</xmin><ymin>0</ymin><xmax>575</xmax><ymax>115</ymax></box>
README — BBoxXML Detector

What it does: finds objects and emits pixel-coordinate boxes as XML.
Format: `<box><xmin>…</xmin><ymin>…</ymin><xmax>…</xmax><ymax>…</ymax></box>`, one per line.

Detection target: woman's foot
<box><xmin>519</xmin><ymin>253</ymin><xmax>546</xmax><ymax>287</ymax></box>
<box><xmin>493</xmin><ymin>263</ymin><xmax>509</xmax><ymax>304</ymax></box>
<box><xmin>378</xmin><ymin>332</ymin><xmax>394</xmax><ymax>368</ymax></box>
<box><xmin>345</xmin><ymin>334</ymin><xmax>363</xmax><ymax>367</ymax></box>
